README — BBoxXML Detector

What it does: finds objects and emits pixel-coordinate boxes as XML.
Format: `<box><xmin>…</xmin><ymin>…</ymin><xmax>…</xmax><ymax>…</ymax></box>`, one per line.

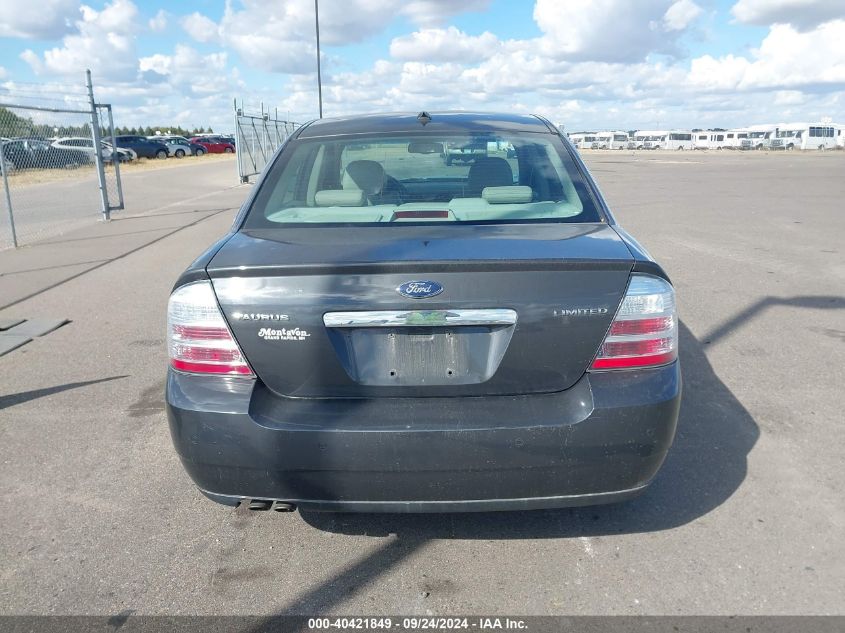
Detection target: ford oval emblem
<box><xmin>397</xmin><ymin>280</ymin><xmax>444</xmax><ymax>299</ymax></box>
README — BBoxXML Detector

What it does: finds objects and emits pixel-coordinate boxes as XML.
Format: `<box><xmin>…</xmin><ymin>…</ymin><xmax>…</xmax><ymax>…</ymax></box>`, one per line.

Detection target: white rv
<box><xmin>593</xmin><ymin>132</ymin><xmax>628</xmax><ymax>149</ymax></box>
<box><xmin>636</xmin><ymin>130</ymin><xmax>693</xmax><ymax>150</ymax></box>
<box><xmin>662</xmin><ymin>131</ymin><xmax>694</xmax><ymax>150</ymax></box>
<box><xmin>604</xmin><ymin>131</ymin><xmax>630</xmax><ymax>150</ymax></box>
<box><xmin>764</xmin><ymin>123</ymin><xmax>841</xmax><ymax>151</ymax></box>
<box><xmin>567</xmin><ymin>133</ymin><xmax>599</xmax><ymax>150</ymax></box>
<box><xmin>763</xmin><ymin>126</ymin><xmax>803</xmax><ymax>150</ymax></box>
<box><xmin>693</xmin><ymin>131</ymin><xmax>729</xmax><ymax>150</ymax></box>
<box><xmin>722</xmin><ymin>129</ymin><xmax>749</xmax><ymax>149</ymax></box>
<box><xmin>627</xmin><ymin>133</ymin><xmax>648</xmax><ymax>150</ymax></box>
<box><xmin>740</xmin><ymin>125</ymin><xmax>776</xmax><ymax>150</ymax></box>
<box><xmin>635</xmin><ymin>130</ymin><xmax>667</xmax><ymax>150</ymax></box>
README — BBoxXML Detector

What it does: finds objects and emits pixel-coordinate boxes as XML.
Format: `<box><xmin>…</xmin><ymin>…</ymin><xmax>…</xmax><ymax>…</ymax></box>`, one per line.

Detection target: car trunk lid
<box><xmin>208</xmin><ymin>223</ymin><xmax>634</xmax><ymax>398</ymax></box>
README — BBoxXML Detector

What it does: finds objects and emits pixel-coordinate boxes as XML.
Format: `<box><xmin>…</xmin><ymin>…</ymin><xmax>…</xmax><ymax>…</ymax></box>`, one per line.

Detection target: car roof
<box><xmin>296</xmin><ymin>111</ymin><xmax>555</xmax><ymax>139</ymax></box>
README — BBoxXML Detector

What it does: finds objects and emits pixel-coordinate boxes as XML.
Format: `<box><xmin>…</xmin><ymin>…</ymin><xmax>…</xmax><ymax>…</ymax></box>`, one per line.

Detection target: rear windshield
<box><xmin>243</xmin><ymin>132</ymin><xmax>602</xmax><ymax>227</ymax></box>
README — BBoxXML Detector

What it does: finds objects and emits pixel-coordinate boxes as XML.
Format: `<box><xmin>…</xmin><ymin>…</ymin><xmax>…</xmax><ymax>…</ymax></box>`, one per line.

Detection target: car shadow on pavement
<box><xmin>299</xmin><ymin>319</ymin><xmax>759</xmax><ymax>538</ymax></box>
<box><xmin>0</xmin><ymin>375</ymin><xmax>127</xmax><ymax>411</ymax></box>
<box><xmin>252</xmin><ymin>318</ymin><xmax>758</xmax><ymax>616</ymax></box>
<box><xmin>0</xmin><ymin>208</ymin><xmax>232</xmax><ymax>311</ymax></box>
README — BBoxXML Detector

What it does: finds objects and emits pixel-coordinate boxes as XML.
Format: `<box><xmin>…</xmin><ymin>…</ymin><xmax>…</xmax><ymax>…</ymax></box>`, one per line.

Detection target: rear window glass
<box><xmin>243</xmin><ymin>132</ymin><xmax>602</xmax><ymax>227</ymax></box>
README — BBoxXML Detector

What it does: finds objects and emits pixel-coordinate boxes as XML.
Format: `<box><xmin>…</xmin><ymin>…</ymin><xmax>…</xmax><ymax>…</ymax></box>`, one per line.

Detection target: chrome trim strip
<box><xmin>323</xmin><ymin>309</ymin><xmax>517</xmax><ymax>328</ymax></box>
<box><xmin>199</xmin><ymin>482</ymin><xmax>650</xmax><ymax>512</ymax></box>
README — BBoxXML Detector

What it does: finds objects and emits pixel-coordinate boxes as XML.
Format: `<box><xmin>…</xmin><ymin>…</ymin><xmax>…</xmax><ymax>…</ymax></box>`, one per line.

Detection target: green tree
<box><xmin>0</xmin><ymin>107</ymin><xmax>34</xmax><ymax>137</ymax></box>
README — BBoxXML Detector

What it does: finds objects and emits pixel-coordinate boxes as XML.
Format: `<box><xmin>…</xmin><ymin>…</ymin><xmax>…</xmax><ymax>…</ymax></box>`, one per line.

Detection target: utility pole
<box><xmin>315</xmin><ymin>0</ymin><xmax>323</xmax><ymax>118</ymax></box>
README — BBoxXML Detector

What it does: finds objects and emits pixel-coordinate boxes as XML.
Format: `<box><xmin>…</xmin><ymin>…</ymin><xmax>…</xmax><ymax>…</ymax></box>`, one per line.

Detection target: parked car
<box><xmin>161</xmin><ymin>137</ymin><xmax>207</xmax><ymax>157</ymax></box>
<box><xmin>50</xmin><ymin>137</ymin><xmax>135</xmax><ymax>163</ymax></box>
<box><xmin>147</xmin><ymin>134</ymin><xmax>189</xmax><ymax>144</ymax></box>
<box><xmin>188</xmin><ymin>135</ymin><xmax>235</xmax><ymax>153</ymax></box>
<box><xmin>166</xmin><ymin>111</ymin><xmax>681</xmax><ymax>513</ymax></box>
<box><xmin>114</xmin><ymin>135</ymin><xmax>168</xmax><ymax>159</ymax></box>
<box><xmin>1</xmin><ymin>138</ymin><xmax>90</xmax><ymax>170</ymax></box>
<box><xmin>192</xmin><ymin>133</ymin><xmax>235</xmax><ymax>146</ymax></box>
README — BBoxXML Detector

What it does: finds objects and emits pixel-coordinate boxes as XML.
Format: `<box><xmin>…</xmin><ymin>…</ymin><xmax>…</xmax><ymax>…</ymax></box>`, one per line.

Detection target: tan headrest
<box><xmin>482</xmin><ymin>186</ymin><xmax>533</xmax><ymax>204</ymax></box>
<box><xmin>315</xmin><ymin>189</ymin><xmax>366</xmax><ymax>207</ymax></box>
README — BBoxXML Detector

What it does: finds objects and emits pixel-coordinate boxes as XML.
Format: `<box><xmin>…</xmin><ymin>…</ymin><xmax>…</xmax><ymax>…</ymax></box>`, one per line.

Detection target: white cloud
<box><xmin>398</xmin><ymin>0</ymin><xmax>492</xmax><ymax>27</ymax></box>
<box><xmin>149</xmin><ymin>9</ymin><xmax>168</xmax><ymax>32</ymax></box>
<box><xmin>139</xmin><ymin>45</ymin><xmax>231</xmax><ymax>96</ymax></box>
<box><xmin>21</xmin><ymin>0</ymin><xmax>140</xmax><ymax>82</ymax></box>
<box><xmin>687</xmin><ymin>20</ymin><xmax>845</xmax><ymax>91</ymax></box>
<box><xmin>533</xmin><ymin>0</ymin><xmax>697</xmax><ymax>62</ymax></box>
<box><xmin>0</xmin><ymin>67</ymin><xmax>7</xmax><ymax>80</ymax></box>
<box><xmin>180</xmin><ymin>0</ymin><xmax>494</xmax><ymax>73</ymax></box>
<box><xmin>268</xmin><ymin>6</ymin><xmax>845</xmax><ymax>129</ymax></box>
<box><xmin>0</xmin><ymin>0</ymin><xmax>77</xmax><ymax>39</ymax></box>
<box><xmin>4</xmin><ymin>0</ymin><xmax>845</xmax><ymax>133</ymax></box>
<box><xmin>773</xmin><ymin>90</ymin><xmax>806</xmax><ymax>105</ymax></box>
<box><xmin>180</xmin><ymin>12</ymin><xmax>219</xmax><ymax>43</ymax></box>
<box><xmin>18</xmin><ymin>50</ymin><xmax>43</xmax><ymax>74</ymax></box>
<box><xmin>687</xmin><ymin>54</ymin><xmax>750</xmax><ymax>91</ymax></box>
<box><xmin>731</xmin><ymin>0</ymin><xmax>845</xmax><ymax>31</ymax></box>
<box><xmin>389</xmin><ymin>27</ymin><xmax>500</xmax><ymax>63</ymax></box>
<box><xmin>663</xmin><ymin>0</ymin><xmax>703</xmax><ymax>31</ymax></box>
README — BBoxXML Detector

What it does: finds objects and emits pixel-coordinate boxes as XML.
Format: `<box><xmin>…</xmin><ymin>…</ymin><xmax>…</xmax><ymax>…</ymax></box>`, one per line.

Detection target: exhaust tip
<box><xmin>273</xmin><ymin>501</ymin><xmax>297</xmax><ymax>513</ymax></box>
<box><xmin>248</xmin><ymin>499</ymin><xmax>272</xmax><ymax>511</ymax></box>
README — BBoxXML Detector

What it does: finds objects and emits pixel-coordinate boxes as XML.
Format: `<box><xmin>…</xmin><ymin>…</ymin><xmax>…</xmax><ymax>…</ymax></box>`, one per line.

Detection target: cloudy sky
<box><xmin>1</xmin><ymin>0</ymin><xmax>844</xmax><ymax>132</ymax></box>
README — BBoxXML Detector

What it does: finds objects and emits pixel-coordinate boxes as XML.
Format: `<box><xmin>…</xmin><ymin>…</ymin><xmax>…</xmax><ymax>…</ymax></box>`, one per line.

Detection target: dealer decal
<box><xmin>258</xmin><ymin>327</ymin><xmax>311</xmax><ymax>342</ymax></box>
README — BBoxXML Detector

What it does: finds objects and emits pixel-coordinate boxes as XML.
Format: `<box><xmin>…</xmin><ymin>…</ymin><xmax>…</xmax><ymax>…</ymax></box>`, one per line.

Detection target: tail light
<box><xmin>167</xmin><ymin>281</ymin><xmax>254</xmax><ymax>376</ymax></box>
<box><xmin>590</xmin><ymin>274</ymin><xmax>677</xmax><ymax>370</ymax></box>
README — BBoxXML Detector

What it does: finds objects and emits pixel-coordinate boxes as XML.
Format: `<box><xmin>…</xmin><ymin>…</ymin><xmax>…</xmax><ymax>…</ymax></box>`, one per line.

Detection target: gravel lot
<box><xmin>0</xmin><ymin>151</ymin><xmax>843</xmax><ymax>616</ymax></box>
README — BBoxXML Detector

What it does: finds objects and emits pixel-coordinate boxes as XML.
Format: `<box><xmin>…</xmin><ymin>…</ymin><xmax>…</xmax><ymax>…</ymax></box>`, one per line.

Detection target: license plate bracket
<box><xmin>329</xmin><ymin>325</ymin><xmax>514</xmax><ymax>386</ymax></box>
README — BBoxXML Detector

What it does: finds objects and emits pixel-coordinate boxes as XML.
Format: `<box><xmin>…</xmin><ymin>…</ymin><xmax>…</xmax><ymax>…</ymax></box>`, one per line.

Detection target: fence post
<box><xmin>105</xmin><ymin>105</ymin><xmax>124</xmax><ymax>211</ymax></box>
<box><xmin>86</xmin><ymin>69</ymin><xmax>110</xmax><ymax>221</ymax></box>
<box><xmin>235</xmin><ymin>99</ymin><xmax>247</xmax><ymax>183</ymax></box>
<box><xmin>0</xmin><ymin>142</ymin><xmax>18</xmax><ymax>248</ymax></box>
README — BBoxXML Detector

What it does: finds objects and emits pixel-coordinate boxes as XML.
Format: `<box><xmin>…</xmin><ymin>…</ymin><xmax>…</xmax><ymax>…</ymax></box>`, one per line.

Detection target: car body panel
<box><xmin>167</xmin><ymin>361</ymin><xmax>680</xmax><ymax>511</ymax></box>
<box><xmin>296</xmin><ymin>112</ymin><xmax>555</xmax><ymax>139</ymax></box>
<box><xmin>208</xmin><ymin>224</ymin><xmax>634</xmax><ymax>397</ymax></box>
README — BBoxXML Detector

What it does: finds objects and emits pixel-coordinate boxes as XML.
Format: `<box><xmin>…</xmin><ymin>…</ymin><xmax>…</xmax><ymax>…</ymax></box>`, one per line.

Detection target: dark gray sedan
<box><xmin>166</xmin><ymin>112</ymin><xmax>681</xmax><ymax>513</ymax></box>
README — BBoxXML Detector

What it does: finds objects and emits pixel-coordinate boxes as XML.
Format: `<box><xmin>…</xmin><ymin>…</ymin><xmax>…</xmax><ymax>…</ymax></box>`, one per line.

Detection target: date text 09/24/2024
<box><xmin>307</xmin><ymin>617</ymin><xmax>527</xmax><ymax>630</ymax></box>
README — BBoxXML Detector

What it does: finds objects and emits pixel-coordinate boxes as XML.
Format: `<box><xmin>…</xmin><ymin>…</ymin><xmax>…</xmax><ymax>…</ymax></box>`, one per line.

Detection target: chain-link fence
<box><xmin>0</xmin><ymin>72</ymin><xmax>123</xmax><ymax>249</ymax></box>
<box><xmin>234</xmin><ymin>100</ymin><xmax>301</xmax><ymax>183</ymax></box>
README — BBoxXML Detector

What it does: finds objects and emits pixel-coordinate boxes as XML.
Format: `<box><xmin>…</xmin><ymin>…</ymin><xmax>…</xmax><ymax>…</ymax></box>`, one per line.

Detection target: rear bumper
<box><xmin>166</xmin><ymin>363</ymin><xmax>681</xmax><ymax>512</ymax></box>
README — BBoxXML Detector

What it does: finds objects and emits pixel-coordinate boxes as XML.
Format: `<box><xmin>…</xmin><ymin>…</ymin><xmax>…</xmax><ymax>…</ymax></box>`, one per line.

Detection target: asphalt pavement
<box><xmin>0</xmin><ymin>151</ymin><xmax>843</xmax><ymax>615</ymax></box>
<box><xmin>0</xmin><ymin>156</ymin><xmax>235</xmax><ymax>250</ymax></box>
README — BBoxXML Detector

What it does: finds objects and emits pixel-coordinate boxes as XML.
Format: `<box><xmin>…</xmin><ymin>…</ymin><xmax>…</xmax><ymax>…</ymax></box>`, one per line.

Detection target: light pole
<box><xmin>315</xmin><ymin>0</ymin><xmax>323</xmax><ymax>118</ymax></box>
